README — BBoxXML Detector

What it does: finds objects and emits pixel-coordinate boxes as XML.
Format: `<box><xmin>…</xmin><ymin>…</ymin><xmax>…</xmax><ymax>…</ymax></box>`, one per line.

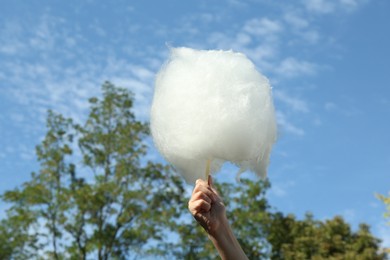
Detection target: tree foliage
<box><xmin>0</xmin><ymin>82</ymin><xmax>386</xmax><ymax>259</ymax></box>
<box><xmin>267</xmin><ymin>213</ymin><xmax>386</xmax><ymax>260</ymax></box>
<box><xmin>378</xmin><ymin>192</ymin><xmax>390</xmax><ymax>223</ymax></box>
<box><xmin>169</xmin><ymin>179</ymin><xmax>386</xmax><ymax>260</ymax></box>
<box><xmin>1</xmin><ymin>82</ymin><xmax>184</xmax><ymax>259</ymax></box>
<box><xmin>378</xmin><ymin>192</ymin><xmax>390</xmax><ymax>254</ymax></box>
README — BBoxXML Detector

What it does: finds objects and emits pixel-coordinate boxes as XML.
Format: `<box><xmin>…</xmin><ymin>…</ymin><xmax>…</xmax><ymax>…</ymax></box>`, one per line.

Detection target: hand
<box><xmin>188</xmin><ymin>176</ymin><xmax>248</xmax><ymax>260</ymax></box>
<box><xmin>188</xmin><ymin>175</ymin><xmax>226</xmax><ymax>236</ymax></box>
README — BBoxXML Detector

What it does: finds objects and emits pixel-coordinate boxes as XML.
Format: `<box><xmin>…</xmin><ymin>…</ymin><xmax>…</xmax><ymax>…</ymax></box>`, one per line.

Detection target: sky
<box><xmin>0</xmin><ymin>0</ymin><xmax>389</xmax><ymax>248</ymax></box>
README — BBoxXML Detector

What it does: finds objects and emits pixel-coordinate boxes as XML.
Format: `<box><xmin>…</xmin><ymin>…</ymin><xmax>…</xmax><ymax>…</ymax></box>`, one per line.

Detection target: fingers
<box><xmin>191</xmin><ymin>190</ymin><xmax>212</xmax><ymax>204</ymax></box>
<box><xmin>189</xmin><ymin>179</ymin><xmax>215</xmax><ymax>215</ymax></box>
<box><xmin>191</xmin><ymin>178</ymin><xmax>222</xmax><ymax>206</ymax></box>
<box><xmin>188</xmin><ymin>198</ymin><xmax>211</xmax><ymax>213</ymax></box>
<box><xmin>189</xmin><ymin>190</ymin><xmax>212</xmax><ymax>213</ymax></box>
<box><xmin>193</xmin><ymin>179</ymin><xmax>214</xmax><ymax>198</ymax></box>
<box><xmin>207</xmin><ymin>175</ymin><xmax>220</xmax><ymax>197</ymax></box>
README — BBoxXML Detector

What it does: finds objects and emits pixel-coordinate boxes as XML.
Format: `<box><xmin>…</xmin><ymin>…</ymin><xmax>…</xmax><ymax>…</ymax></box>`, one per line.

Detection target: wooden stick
<box><xmin>205</xmin><ymin>159</ymin><xmax>211</xmax><ymax>181</ymax></box>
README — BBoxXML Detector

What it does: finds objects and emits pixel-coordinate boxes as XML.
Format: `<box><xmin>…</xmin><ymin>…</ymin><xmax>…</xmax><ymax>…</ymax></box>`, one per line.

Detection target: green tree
<box><xmin>267</xmin><ymin>213</ymin><xmax>386</xmax><ymax>260</ymax></box>
<box><xmin>0</xmin><ymin>205</ymin><xmax>40</xmax><ymax>259</ymax></box>
<box><xmin>166</xmin><ymin>179</ymin><xmax>271</xmax><ymax>260</ymax></box>
<box><xmin>1</xmin><ymin>82</ymin><xmax>184</xmax><ymax>259</ymax></box>
<box><xmin>377</xmin><ymin>192</ymin><xmax>390</xmax><ymax>254</ymax></box>
<box><xmin>377</xmin><ymin>192</ymin><xmax>390</xmax><ymax>223</ymax></box>
<box><xmin>170</xmin><ymin>179</ymin><xmax>386</xmax><ymax>260</ymax></box>
<box><xmin>1</xmin><ymin>81</ymin><xmax>386</xmax><ymax>259</ymax></box>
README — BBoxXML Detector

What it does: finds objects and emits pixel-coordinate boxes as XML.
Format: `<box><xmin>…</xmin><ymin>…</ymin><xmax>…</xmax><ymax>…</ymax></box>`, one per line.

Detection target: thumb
<box><xmin>208</xmin><ymin>174</ymin><xmax>213</xmax><ymax>187</ymax></box>
<box><xmin>208</xmin><ymin>175</ymin><xmax>221</xmax><ymax>198</ymax></box>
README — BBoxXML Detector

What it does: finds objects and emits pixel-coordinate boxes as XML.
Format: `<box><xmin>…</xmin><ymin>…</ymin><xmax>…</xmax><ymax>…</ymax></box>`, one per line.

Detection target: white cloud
<box><xmin>274</xmin><ymin>90</ymin><xmax>309</xmax><ymax>113</ymax></box>
<box><xmin>243</xmin><ymin>18</ymin><xmax>283</xmax><ymax>37</ymax></box>
<box><xmin>276</xmin><ymin>111</ymin><xmax>305</xmax><ymax>136</ymax></box>
<box><xmin>282</xmin><ymin>10</ymin><xmax>321</xmax><ymax>45</ymax></box>
<box><xmin>304</xmin><ymin>0</ymin><xmax>335</xmax><ymax>14</ymax></box>
<box><xmin>0</xmin><ymin>13</ymin><xmax>165</xmax><ymax>178</ymax></box>
<box><xmin>204</xmin><ymin>13</ymin><xmax>322</xmax><ymax>81</ymax></box>
<box><xmin>284</xmin><ymin>13</ymin><xmax>309</xmax><ymax>29</ymax></box>
<box><xmin>302</xmin><ymin>30</ymin><xmax>320</xmax><ymax>44</ymax></box>
<box><xmin>207</xmin><ymin>18</ymin><xmax>282</xmax><ymax>72</ymax></box>
<box><xmin>184</xmin><ymin>13</ymin><xmax>222</xmax><ymax>24</ymax></box>
<box><xmin>325</xmin><ymin>101</ymin><xmax>337</xmax><ymax>111</ymax></box>
<box><xmin>272</xmin><ymin>185</ymin><xmax>287</xmax><ymax>197</ymax></box>
<box><xmin>303</xmin><ymin>0</ymin><xmax>365</xmax><ymax>14</ymax></box>
<box><xmin>324</xmin><ymin>101</ymin><xmax>361</xmax><ymax>117</ymax></box>
<box><xmin>227</xmin><ymin>0</ymin><xmax>248</xmax><ymax>8</ymax></box>
<box><xmin>313</xmin><ymin>118</ymin><xmax>322</xmax><ymax>126</ymax></box>
<box><xmin>271</xmin><ymin>180</ymin><xmax>296</xmax><ymax>197</ymax></box>
<box><xmin>277</xmin><ymin>57</ymin><xmax>317</xmax><ymax>77</ymax></box>
<box><xmin>110</xmin><ymin>77</ymin><xmax>154</xmax><ymax>119</ymax></box>
<box><xmin>9</xmin><ymin>112</ymin><xmax>25</xmax><ymax>123</ymax></box>
<box><xmin>0</xmin><ymin>21</ymin><xmax>26</xmax><ymax>55</ymax></box>
<box><xmin>129</xmin><ymin>65</ymin><xmax>155</xmax><ymax>82</ymax></box>
<box><xmin>339</xmin><ymin>0</ymin><xmax>359</xmax><ymax>11</ymax></box>
<box><xmin>235</xmin><ymin>33</ymin><xmax>252</xmax><ymax>46</ymax></box>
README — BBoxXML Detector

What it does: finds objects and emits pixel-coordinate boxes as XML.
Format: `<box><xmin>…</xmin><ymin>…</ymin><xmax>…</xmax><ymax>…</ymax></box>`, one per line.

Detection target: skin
<box><xmin>188</xmin><ymin>176</ymin><xmax>248</xmax><ymax>260</ymax></box>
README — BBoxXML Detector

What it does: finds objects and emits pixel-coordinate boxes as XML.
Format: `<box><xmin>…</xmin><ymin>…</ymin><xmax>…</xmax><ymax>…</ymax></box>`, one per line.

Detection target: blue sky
<box><xmin>1</xmin><ymin>0</ymin><xmax>389</xmax><ymax>247</ymax></box>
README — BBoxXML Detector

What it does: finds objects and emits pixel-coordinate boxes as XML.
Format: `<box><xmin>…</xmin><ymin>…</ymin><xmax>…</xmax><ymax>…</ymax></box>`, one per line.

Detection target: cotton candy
<box><xmin>150</xmin><ymin>47</ymin><xmax>277</xmax><ymax>183</ymax></box>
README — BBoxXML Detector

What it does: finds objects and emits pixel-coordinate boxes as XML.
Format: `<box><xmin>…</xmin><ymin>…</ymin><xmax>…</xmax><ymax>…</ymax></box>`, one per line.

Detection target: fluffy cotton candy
<box><xmin>150</xmin><ymin>47</ymin><xmax>277</xmax><ymax>183</ymax></box>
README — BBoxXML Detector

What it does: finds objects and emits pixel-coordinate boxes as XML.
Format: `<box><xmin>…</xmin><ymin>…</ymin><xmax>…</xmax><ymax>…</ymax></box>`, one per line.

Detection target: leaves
<box><xmin>0</xmin><ymin>81</ymin><xmax>386</xmax><ymax>259</ymax></box>
<box><xmin>0</xmin><ymin>81</ymin><xmax>184</xmax><ymax>259</ymax></box>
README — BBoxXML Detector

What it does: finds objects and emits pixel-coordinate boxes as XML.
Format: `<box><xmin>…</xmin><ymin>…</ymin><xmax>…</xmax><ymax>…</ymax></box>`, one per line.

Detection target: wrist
<box><xmin>208</xmin><ymin>214</ymin><xmax>230</xmax><ymax>239</ymax></box>
<box><xmin>207</xmin><ymin>216</ymin><xmax>248</xmax><ymax>260</ymax></box>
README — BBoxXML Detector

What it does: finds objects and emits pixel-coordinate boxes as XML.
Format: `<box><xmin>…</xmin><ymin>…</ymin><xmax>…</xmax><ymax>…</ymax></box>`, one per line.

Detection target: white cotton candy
<box><xmin>150</xmin><ymin>47</ymin><xmax>277</xmax><ymax>184</ymax></box>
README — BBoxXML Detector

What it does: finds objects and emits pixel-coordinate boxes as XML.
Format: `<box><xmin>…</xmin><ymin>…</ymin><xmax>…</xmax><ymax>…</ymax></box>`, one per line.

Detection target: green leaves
<box><xmin>170</xmin><ymin>178</ymin><xmax>386</xmax><ymax>259</ymax></box>
<box><xmin>0</xmin><ymin>82</ymin><xmax>185</xmax><ymax>259</ymax></box>
<box><xmin>377</xmin><ymin>192</ymin><xmax>390</xmax><ymax>254</ymax></box>
<box><xmin>266</xmin><ymin>213</ymin><xmax>386</xmax><ymax>259</ymax></box>
<box><xmin>1</xmin><ymin>81</ymin><xmax>386</xmax><ymax>259</ymax></box>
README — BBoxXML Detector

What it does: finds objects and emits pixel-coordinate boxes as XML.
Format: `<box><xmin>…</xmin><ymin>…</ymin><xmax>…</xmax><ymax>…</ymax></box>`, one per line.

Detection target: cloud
<box><xmin>283</xmin><ymin>13</ymin><xmax>309</xmax><ymax>29</ymax></box>
<box><xmin>0</xmin><ymin>21</ymin><xmax>26</xmax><ymax>55</ymax></box>
<box><xmin>303</xmin><ymin>0</ymin><xmax>366</xmax><ymax>14</ymax></box>
<box><xmin>4</xmin><ymin>59</ymin><xmax>155</xmax><ymax>124</ymax></box>
<box><xmin>276</xmin><ymin>57</ymin><xmax>317</xmax><ymax>77</ymax></box>
<box><xmin>282</xmin><ymin>10</ymin><xmax>322</xmax><ymax>45</ymax></box>
<box><xmin>304</xmin><ymin>0</ymin><xmax>335</xmax><ymax>14</ymax></box>
<box><xmin>270</xmin><ymin>180</ymin><xmax>296</xmax><ymax>197</ymax></box>
<box><xmin>325</xmin><ymin>102</ymin><xmax>337</xmax><ymax>111</ymax></box>
<box><xmin>0</xmin><ymin>14</ymin><xmax>159</xmax><ymax>173</ymax></box>
<box><xmin>207</xmin><ymin>17</ymin><xmax>282</xmax><ymax>56</ymax></box>
<box><xmin>110</xmin><ymin>76</ymin><xmax>154</xmax><ymax>119</ymax></box>
<box><xmin>274</xmin><ymin>90</ymin><xmax>309</xmax><ymax>113</ymax></box>
<box><xmin>276</xmin><ymin>111</ymin><xmax>305</xmax><ymax>136</ymax></box>
<box><xmin>301</xmin><ymin>30</ymin><xmax>320</xmax><ymax>44</ymax></box>
<box><xmin>324</xmin><ymin>100</ymin><xmax>361</xmax><ymax>117</ymax></box>
<box><xmin>340</xmin><ymin>0</ymin><xmax>358</xmax><ymax>9</ymax></box>
<box><xmin>243</xmin><ymin>18</ymin><xmax>283</xmax><ymax>37</ymax></box>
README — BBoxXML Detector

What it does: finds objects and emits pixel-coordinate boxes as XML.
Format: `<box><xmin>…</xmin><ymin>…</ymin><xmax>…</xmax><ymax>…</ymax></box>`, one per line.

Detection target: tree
<box><xmin>267</xmin><ymin>213</ymin><xmax>386</xmax><ymax>260</ymax></box>
<box><xmin>377</xmin><ymin>192</ymin><xmax>390</xmax><ymax>254</ymax></box>
<box><xmin>378</xmin><ymin>192</ymin><xmax>390</xmax><ymax>223</ymax></box>
<box><xmin>1</xmin><ymin>82</ymin><xmax>184</xmax><ymax>259</ymax></box>
<box><xmin>170</xmin><ymin>177</ymin><xmax>386</xmax><ymax>259</ymax></box>
<box><xmin>164</xmin><ymin>179</ymin><xmax>271</xmax><ymax>260</ymax></box>
<box><xmin>1</xmin><ymin>81</ymin><xmax>386</xmax><ymax>259</ymax></box>
<box><xmin>0</xmin><ymin>205</ymin><xmax>40</xmax><ymax>259</ymax></box>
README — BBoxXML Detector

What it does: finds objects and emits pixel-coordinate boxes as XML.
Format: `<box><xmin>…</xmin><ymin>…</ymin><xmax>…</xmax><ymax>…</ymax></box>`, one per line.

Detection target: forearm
<box><xmin>208</xmin><ymin>217</ymin><xmax>248</xmax><ymax>260</ymax></box>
